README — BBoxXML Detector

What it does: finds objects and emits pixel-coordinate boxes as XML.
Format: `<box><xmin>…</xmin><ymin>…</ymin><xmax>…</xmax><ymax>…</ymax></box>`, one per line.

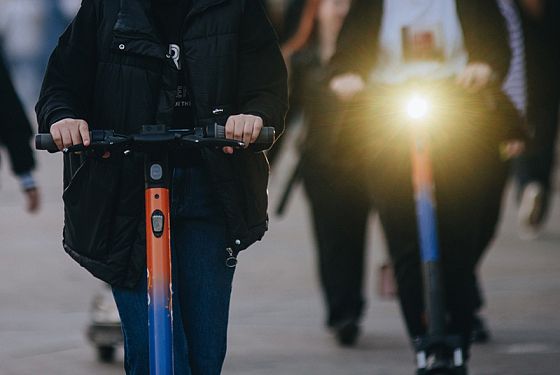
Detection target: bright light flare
<box><xmin>406</xmin><ymin>96</ymin><xmax>429</xmax><ymax>120</ymax></box>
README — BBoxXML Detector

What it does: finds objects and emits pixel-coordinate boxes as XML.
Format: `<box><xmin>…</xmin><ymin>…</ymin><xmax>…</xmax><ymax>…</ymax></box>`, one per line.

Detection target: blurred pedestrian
<box><xmin>469</xmin><ymin>0</ymin><xmax>536</xmax><ymax>344</ymax></box>
<box><xmin>281</xmin><ymin>0</ymin><xmax>308</xmax><ymax>43</ymax></box>
<box><xmin>329</xmin><ymin>0</ymin><xmax>524</xmax><ymax>372</ymax></box>
<box><xmin>0</xmin><ymin>50</ymin><xmax>40</xmax><ymax>213</ymax></box>
<box><xmin>265</xmin><ymin>0</ymin><xmax>320</xmax><ymax>166</ymax></box>
<box><xmin>0</xmin><ymin>0</ymin><xmax>46</xmax><ymax>109</ymax></box>
<box><xmin>468</xmin><ymin>0</ymin><xmax>560</xmax><ymax>343</ymax></box>
<box><xmin>286</xmin><ymin>0</ymin><xmax>375</xmax><ymax>346</ymax></box>
<box><xmin>41</xmin><ymin>0</ymin><xmax>78</xmax><ymax>72</ymax></box>
<box><xmin>511</xmin><ymin>0</ymin><xmax>560</xmax><ymax>239</ymax></box>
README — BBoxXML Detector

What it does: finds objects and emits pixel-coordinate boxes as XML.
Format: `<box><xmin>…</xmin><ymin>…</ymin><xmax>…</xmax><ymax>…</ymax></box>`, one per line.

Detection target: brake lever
<box><xmin>180</xmin><ymin>135</ymin><xmax>245</xmax><ymax>149</ymax></box>
<box><xmin>198</xmin><ymin>138</ymin><xmax>245</xmax><ymax>148</ymax></box>
<box><xmin>63</xmin><ymin>144</ymin><xmax>87</xmax><ymax>154</ymax></box>
<box><xmin>62</xmin><ymin>137</ymin><xmax>131</xmax><ymax>156</ymax></box>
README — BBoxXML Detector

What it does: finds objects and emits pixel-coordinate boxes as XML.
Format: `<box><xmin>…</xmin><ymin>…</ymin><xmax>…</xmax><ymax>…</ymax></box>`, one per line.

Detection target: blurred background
<box><xmin>0</xmin><ymin>1</ymin><xmax>559</xmax><ymax>374</ymax></box>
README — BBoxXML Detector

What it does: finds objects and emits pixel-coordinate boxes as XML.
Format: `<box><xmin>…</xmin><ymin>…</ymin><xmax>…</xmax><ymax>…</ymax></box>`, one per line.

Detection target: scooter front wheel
<box><xmin>97</xmin><ymin>345</ymin><xmax>116</xmax><ymax>363</ymax></box>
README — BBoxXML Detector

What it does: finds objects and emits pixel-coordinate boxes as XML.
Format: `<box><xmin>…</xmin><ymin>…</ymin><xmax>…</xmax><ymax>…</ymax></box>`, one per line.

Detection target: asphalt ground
<box><xmin>0</xmin><ymin>135</ymin><xmax>559</xmax><ymax>375</ymax></box>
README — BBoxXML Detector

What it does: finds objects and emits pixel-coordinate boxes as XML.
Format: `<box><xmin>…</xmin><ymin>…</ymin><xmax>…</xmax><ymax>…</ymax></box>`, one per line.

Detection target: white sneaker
<box><xmin>518</xmin><ymin>182</ymin><xmax>545</xmax><ymax>240</ymax></box>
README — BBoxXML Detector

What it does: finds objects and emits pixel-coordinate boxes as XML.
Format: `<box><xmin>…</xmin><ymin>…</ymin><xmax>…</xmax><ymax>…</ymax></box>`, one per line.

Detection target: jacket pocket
<box><xmin>200</xmin><ymin>148</ymin><xmax>270</xmax><ymax>251</ymax></box>
<box><xmin>62</xmin><ymin>157</ymin><xmax>122</xmax><ymax>262</ymax></box>
<box><xmin>233</xmin><ymin>150</ymin><xmax>270</xmax><ymax>239</ymax></box>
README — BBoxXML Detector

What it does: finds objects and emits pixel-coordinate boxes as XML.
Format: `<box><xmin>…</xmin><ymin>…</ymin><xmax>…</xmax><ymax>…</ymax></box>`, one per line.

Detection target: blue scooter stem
<box><xmin>411</xmin><ymin>134</ymin><xmax>446</xmax><ymax>337</ymax></box>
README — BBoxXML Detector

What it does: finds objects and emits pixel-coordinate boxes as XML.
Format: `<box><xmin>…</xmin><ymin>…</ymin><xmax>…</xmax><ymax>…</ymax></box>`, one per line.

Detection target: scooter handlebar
<box><xmin>35</xmin><ymin>125</ymin><xmax>276</xmax><ymax>152</ymax></box>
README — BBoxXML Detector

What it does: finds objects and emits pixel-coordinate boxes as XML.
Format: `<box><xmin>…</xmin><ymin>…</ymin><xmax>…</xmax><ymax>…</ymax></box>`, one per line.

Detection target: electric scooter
<box><xmin>403</xmin><ymin>92</ymin><xmax>467</xmax><ymax>375</ymax></box>
<box><xmin>36</xmin><ymin>124</ymin><xmax>275</xmax><ymax>374</ymax></box>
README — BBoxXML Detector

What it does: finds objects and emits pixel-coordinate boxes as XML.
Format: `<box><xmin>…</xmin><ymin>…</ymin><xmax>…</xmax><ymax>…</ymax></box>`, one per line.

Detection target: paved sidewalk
<box><xmin>0</xmin><ymin>147</ymin><xmax>558</xmax><ymax>375</ymax></box>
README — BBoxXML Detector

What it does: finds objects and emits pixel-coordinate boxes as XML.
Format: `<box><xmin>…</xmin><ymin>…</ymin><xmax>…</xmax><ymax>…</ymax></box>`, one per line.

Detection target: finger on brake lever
<box><xmin>63</xmin><ymin>144</ymin><xmax>87</xmax><ymax>154</ymax></box>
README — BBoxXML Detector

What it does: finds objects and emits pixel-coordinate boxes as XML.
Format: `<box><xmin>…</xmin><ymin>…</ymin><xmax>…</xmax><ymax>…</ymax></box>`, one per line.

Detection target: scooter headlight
<box><xmin>406</xmin><ymin>95</ymin><xmax>430</xmax><ymax>120</ymax></box>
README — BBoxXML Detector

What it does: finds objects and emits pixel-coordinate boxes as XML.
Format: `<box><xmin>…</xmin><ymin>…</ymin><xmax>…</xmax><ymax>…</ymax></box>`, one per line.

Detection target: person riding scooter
<box><xmin>329</xmin><ymin>0</ymin><xmax>524</xmax><ymax>372</ymax></box>
<box><xmin>35</xmin><ymin>0</ymin><xmax>288</xmax><ymax>374</ymax></box>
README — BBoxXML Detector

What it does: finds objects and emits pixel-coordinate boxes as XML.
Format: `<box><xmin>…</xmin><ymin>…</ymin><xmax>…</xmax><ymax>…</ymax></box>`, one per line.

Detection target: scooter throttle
<box><xmin>210</xmin><ymin>124</ymin><xmax>275</xmax><ymax>147</ymax></box>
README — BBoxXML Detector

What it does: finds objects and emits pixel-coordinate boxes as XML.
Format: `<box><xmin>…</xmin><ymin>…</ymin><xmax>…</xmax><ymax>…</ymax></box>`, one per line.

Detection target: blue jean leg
<box><xmin>112</xmin><ymin>166</ymin><xmax>234</xmax><ymax>375</ymax></box>
<box><xmin>112</xmin><ymin>271</ymin><xmax>189</xmax><ymax>375</ymax></box>
<box><xmin>172</xmin><ymin>167</ymin><xmax>235</xmax><ymax>375</ymax></box>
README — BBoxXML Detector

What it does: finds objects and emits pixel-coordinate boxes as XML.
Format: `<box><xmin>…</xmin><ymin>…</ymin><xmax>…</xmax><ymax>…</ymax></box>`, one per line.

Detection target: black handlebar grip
<box><xmin>35</xmin><ymin>134</ymin><xmax>59</xmax><ymax>152</ymax></box>
<box><xmin>212</xmin><ymin>124</ymin><xmax>275</xmax><ymax>146</ymax></box>
<box><xmin>256</xmin><ymin>127</ymin><xmax>275</xmax><ymax>146</ymax></box>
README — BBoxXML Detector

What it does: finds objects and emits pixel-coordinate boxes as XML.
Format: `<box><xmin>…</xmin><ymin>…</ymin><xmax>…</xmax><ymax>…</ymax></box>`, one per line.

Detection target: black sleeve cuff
<box><xmin>45</xmin><ymin>109</ymin><xmax>79</xmax><ymax>131</ymax></box>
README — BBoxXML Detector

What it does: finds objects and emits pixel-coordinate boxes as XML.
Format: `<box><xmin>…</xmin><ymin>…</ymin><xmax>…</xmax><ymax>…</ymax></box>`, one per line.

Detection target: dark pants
<box><xmin>112</xmin><ymin>166</ymin><xmax>235</xmax><ymax>375</ymax></box>
<box><xmin>513</xmin><ymin>102</ymin><xmax>560</xmax><ymax>197</ymax></box>
<box><xmin>366</xmin><ymin>104</ymin><xmax>509</xmax><ymax>352</ymax></box>
<box><xmin>302</xmin><ymin>159</ymin><xmax>373</xmax><ymax>328</ymax></box>
<box><xmin>472</xmin><ymin>154</ymin><xmax>509</xmax><ymax>311</ymax></box>
<box><xmin>474</xmin><ymin>102</ymin><xmax>559</xmax><ymax>312</ymax></box>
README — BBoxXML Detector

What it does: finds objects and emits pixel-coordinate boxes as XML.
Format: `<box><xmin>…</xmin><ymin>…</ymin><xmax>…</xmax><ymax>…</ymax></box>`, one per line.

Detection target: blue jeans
<box><xmin>112</xmin><ymin>166</ymin><xmax>235</xmax><ymax>375</ymax></box>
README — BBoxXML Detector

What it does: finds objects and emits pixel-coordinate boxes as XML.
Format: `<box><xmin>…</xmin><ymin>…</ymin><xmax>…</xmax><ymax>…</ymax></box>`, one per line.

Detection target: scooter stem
<box><xmin>145</xmin><ymin>151</ymin><xmax>173</xmax><ymax>375</ymax></box>
<box><xmin>411</xmin><ymin>131</ymin><xmax>446</xmax><ymax>337</ymax></box>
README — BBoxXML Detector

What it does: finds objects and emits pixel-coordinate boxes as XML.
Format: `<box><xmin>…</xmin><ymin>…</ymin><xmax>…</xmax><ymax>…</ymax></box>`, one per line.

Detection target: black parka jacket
<box><xmin>36</xmin><ymin>0</ymin><xmax>288</xmax><ymax>288</ymax></box>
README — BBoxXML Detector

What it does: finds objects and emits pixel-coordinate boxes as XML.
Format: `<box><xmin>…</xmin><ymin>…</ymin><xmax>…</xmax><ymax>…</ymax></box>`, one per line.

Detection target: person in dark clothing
<box><xmin>35</xmin><ymin>0</ymin><xmax>288</xmax><ymax>374</ymax></box>
<box><xmin>282</xmin><ymin>0</ymin><xmax>308</xmax><ymax>43</ymax></box>
<box><xmin>265</xmin><ymin>0</ymin><xmax>320</xmax><ymax>167</ymax></box>
<box><xmin>469</xmin><ymin>0</ymin><xmax>560</xmax><ymax>344</ymax></box>
<box><xmin>511</xmin><ymin>0</ymin><xmax>560</xmax><ymax>239</ymax></box>
<box><xmin>289</xmin><ymin>0</ymin><xmax>373</xmax><ymax>346</ymax></box>
<box><xmin>466</xmin><ymin>0</ymin><xmax>530</xmax><ymax>344</ymax></box>
<box><xmin>329</xmin><ymin>0</ymin><xmax>524</xmax><ymax>371</ymax></box>
<box><xmin>0</xmin><ymin>50</ymin><xmax>40</xmax><ymax>213</ymax></box>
